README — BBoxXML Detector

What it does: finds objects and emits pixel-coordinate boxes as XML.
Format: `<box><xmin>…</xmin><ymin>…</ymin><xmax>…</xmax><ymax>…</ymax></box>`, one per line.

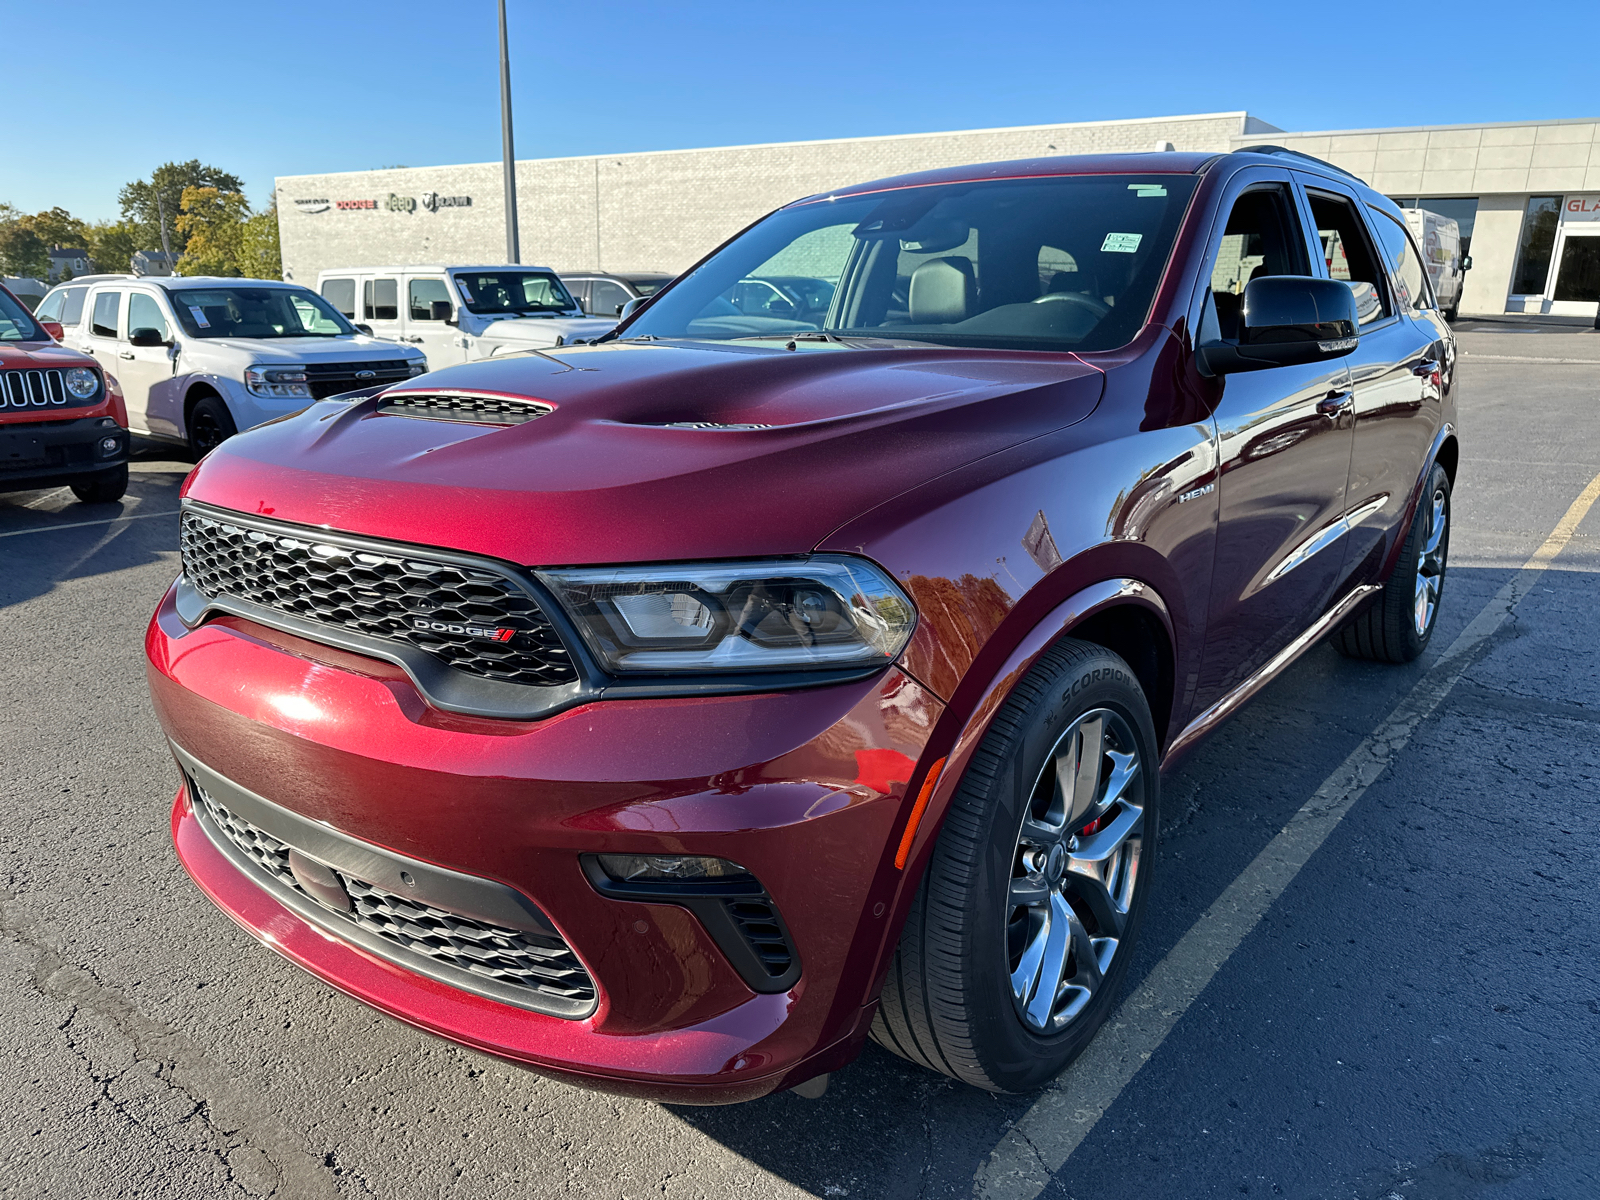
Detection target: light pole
<box><xmin>499</xmin><ymin>0</ymin><xmax>520</xmax><ymax>264</ymax></box>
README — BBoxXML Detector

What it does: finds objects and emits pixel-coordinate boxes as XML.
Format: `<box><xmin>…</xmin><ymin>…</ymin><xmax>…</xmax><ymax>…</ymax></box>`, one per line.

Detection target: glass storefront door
<box><xmin>1549</xmin><ymin>227</ymin><xmax>1600</xmax><ymax>315</ymax></box>
<box><xmin>1508</xmin><ymin>195</ymin><xmax>1600</xmax><ymax>316</ymax></box>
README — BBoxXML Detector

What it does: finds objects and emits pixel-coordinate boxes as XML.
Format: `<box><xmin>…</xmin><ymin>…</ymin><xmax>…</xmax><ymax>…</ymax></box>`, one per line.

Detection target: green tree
<box><xmin>120</xmin><ymin>161</ymin><xmax>244</xmax><ymax>260</ymax></box>
<box><xmin>238</xmin><ymin>202</ymin><xmax>283</xmax><ymax>280</ymax></box>
<box><xmin>175</xmin><ymin>187</ymin><xmax>251</xmax><ymax>277</ymax></box>
<box><xmin>84</xmin><ymin>219</ymin><xmax>151</xmax><ymax>274</ymax></box>
<box><xmin>0</xmin><ymin>221</ymin><xmax>48</xmax><ymax>279</ymax></box>
<box><xmin>24</xmin><ymin>206</ymin><xmax>90</xmax><ymax>253</ymax></box>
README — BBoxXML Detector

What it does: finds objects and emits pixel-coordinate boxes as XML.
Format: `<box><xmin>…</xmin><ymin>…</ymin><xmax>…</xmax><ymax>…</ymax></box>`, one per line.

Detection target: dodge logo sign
<box><xmin>413</xmin><ymin>618</ymin><xmax>517</xmax><ymax>642</ymax></box>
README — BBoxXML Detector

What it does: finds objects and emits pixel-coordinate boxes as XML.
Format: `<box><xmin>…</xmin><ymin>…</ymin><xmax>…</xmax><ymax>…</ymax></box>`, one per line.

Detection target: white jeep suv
<box><xmin>35</xmin><ymin>276</ymin><xmax>426</xmax><ymax>455</ymax></box>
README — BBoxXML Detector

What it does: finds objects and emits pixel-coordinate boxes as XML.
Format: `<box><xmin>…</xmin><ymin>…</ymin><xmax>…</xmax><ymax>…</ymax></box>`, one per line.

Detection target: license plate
<box><xmin>0</xmin><ymin>432</ymin><xmax>46</xmax><ymax>466</ymax></box>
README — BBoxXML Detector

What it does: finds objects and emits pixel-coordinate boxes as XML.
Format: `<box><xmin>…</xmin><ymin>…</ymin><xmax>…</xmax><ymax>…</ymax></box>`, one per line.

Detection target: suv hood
<box><xmin>0</xmin><ymin>340</ymin><xmax>95</xmax><ymax>368</ymax></box>
<box><xmin>184</xmin><ymin>337</ymin><xmax>418</xmax><ymax>362</ymax></box>
<box><xmin>478</xmin><ymin>315</ymin><xmax>617</xmax><ymax>342</ymax></box>
<box><xmin>184</xmin><ymin>340</ymin><xmax>1105</xmax><ymax>566</ymax></box>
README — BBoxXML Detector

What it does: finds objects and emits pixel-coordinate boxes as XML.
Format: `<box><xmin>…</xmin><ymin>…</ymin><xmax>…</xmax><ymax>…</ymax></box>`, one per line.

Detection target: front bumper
<box><xmin>0</xmin><ymin>415</ymin><xmax>127</xmax><ymax>491</ymax></box>
<box><xmin>147</xmin><ymin>583</ymin><xmax>942</xmax><ymax>1103</ymax></box>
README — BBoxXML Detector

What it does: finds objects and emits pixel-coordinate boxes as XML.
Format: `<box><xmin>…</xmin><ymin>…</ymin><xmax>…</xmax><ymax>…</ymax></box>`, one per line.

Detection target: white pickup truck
<box><xmin>314</xmin><ymin>265</ymin><xmax>616</xmax><ymax>365</ymax></box>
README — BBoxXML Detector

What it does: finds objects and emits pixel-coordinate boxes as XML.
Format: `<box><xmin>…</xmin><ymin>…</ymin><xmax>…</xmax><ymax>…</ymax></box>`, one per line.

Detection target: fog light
<box><xmin>596</xmin><ymin>854</ymin><xmax>749</xmax><ymax>882</ymax></box>
<box><xmin>98</xmin><ymin>436</ymin><xmax>120</xmax><ymax>456</ymax></box>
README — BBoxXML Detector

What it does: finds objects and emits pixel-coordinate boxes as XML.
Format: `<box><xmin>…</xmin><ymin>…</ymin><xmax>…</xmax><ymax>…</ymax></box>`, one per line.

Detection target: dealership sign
<box><xmin>290</xmin><ymin>192</ymin><xmax>473</xmax><ymax>215</ymax></box>
<box><xmin>422</xmin><ymin>192</ymin><xmax>472</xmax><ymax>212</ymax></box>
<box><xmin>1563</xmin><ymin>195</ymin><xmax>1600</xmax><ymax>222</ymax></box>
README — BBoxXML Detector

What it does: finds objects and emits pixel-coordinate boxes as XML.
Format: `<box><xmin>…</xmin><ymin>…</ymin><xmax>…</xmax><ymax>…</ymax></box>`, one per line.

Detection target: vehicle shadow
<box><xmin>0</xmin><ymin>437</ymin><xmax>190</xmax><ymax>613</ymax></box>
<box><xmin>665</xmin><ymin>563</ymin><xmax>1527</xmax><ymax>1198</ymax></box>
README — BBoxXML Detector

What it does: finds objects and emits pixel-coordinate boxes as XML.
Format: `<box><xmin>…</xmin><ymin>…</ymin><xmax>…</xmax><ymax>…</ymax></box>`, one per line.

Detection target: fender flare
<box><xmin>860</xmin><ymin>577</ymin><xmax>1173</xmax><ymax>1004</ymax></box>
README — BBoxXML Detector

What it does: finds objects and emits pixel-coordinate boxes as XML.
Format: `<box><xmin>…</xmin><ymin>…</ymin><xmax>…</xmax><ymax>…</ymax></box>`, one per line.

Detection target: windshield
<box><xmin>625</xmin><ymin>174</ymin><xmax>1198</xmax><ymax>353</ymax></box>
<box><xmin>169</xmin><ymin>287</ymin><xmax>353</xmax><ymax>339</ymax></box>
<box><xmin>0</xmin><ymin>288</ymin><xmax>44</xmax><ymax>341</ymax></box>
<box><xmin>453</xmin><ymin>271</ymin><xmax>578</xmax><ymax>315</ymax></box>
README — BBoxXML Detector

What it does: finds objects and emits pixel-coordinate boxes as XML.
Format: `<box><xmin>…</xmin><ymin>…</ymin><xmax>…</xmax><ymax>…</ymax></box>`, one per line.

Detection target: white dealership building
<box><xmin>275</xmin><ymin>110</ymin><xmax>1600</xmax><ymax>319</ymax></box>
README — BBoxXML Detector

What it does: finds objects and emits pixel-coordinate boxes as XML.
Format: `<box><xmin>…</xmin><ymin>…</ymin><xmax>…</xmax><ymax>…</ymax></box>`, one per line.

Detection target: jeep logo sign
<box><xmin>386</xmin><ymin>193</ymin><xmax>417</xmax><ymax>214</ymax></box>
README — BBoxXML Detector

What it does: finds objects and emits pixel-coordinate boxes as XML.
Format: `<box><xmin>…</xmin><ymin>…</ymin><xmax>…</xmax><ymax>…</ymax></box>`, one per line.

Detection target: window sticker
<box><xmin>1128</xmin><ymin>183</ymin><xmax>1167</xmax><ymax>198</ymax></box>
<box><xmin>456</xmin><ymin>280</ymin><xmax>474</xmax><ymax>301</ymax></box>
<box><xmin>1101</xmin><ymin>232</ymin><xmax>1143</xmax><ymax>254</ymax></box>
<box><xmin>188</xmin><ymin>306</ymin><xmax>211</xmax><ymax>328</ymax></box>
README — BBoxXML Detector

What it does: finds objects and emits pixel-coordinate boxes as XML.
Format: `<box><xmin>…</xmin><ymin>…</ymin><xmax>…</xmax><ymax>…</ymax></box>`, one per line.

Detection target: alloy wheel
<box><xmin>1006</xmin><ymin>708</ymin><xmax>1145</xmax><ymax>1034</ymax></box>
<box><xmin>1414</xmin><ymin>486</ymin><xmax>1448</xmax><ymax>637</ymax></box>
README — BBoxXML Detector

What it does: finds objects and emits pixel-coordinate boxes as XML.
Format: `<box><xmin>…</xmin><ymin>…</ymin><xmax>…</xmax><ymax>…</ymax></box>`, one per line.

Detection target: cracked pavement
<box><xmin>1</xmin><ymin>334</ymin><xmax>1596</xmax><ymax>1198</ymax></box>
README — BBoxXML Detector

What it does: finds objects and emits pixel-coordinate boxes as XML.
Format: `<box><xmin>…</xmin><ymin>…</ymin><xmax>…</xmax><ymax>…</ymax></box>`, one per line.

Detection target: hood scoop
<box><xmin>375</xmin><ymin>392</ymin><xmax>552</xmax><ymax>426</ymax></box>
<box><xmin>650</xmin><ymin>421</ymin><xmax>773</xmax><ymax>431</ymax></box>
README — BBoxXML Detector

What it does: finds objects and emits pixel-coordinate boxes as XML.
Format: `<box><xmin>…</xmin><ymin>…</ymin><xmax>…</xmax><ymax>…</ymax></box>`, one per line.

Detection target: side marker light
<box><xmin>894</xmin><ymin>756</ymin><xmax>947</xmax><ymax>870</ymax></box>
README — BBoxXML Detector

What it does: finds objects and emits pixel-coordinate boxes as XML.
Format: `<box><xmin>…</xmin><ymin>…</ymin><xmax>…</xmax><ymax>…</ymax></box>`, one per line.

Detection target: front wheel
<box><xmin>871</xmin><ymin>639</ymin><xmax>1160</xmax><ymax>1092</ymax></box>
<box><xmin>187</xmin><ymin>395</ymin><xmax>237</xmax><ymax>458</ymax></box>
<box><xmin>69</xmin><ymin>464</ymin><xmax>128</xmax><ymax>504</ymax></box>
<box><xmin>1336</xmin><ymin>462</ymin><xmax>1451</xmax><ymax>663</ymax></box>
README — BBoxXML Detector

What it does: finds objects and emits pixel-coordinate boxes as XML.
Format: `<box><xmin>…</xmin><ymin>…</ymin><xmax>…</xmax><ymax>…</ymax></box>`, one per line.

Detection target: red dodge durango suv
<box><xmin>147</xmin><ymin>149</ymin><xmax>1456</xmax><ymax>1103</ymax></box>
<box><xmin>0</xmin><ymin>282</ymin><xmax>129</xmax><ymax>502</ymax></box>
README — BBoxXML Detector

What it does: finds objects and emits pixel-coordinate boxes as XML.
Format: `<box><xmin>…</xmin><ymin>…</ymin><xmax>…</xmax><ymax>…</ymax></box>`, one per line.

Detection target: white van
<box><xmin>1402</xmin><ymin>209</ymin><xmax>1470</xmax><ymax>321</ymax></box>
<box><xmin>313</xmin><ymin>265</ymin><xmax>616</xmax><ymax>365</ymax></box>
<box><xmin>35</xmin><ymin>276</ymin><xmax>426</xmax><ymax>455</ymax></box>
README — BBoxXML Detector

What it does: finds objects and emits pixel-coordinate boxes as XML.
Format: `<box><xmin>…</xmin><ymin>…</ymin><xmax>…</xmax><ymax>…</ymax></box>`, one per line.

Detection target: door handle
<box><xmin>117</xmin><ymin>351</ymin><xmax>136</xmax><ymax>360</ymax></box>
<box><xmin>1412</xmin><ymin>359</ymin><xmax>1441</xmax><ymax>378</ymax></box>
<box><xmin>1316</xmin><ymin>391</ymin><xmax>1354</xmax><ymax>419</ymax></box>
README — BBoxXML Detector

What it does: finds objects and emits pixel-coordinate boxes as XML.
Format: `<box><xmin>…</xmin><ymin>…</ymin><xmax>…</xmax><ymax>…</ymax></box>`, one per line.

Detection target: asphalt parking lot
<box><xmin>2</xmin><ymin>330</ymin><xmax>1596</xmax><ymax>1200</ymax></box>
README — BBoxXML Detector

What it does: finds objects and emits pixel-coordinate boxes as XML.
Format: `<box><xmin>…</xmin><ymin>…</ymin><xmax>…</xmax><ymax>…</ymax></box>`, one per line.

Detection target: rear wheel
<box><xmin>69</xmin><ymin>464</ymin><xmax>128</xmax><ymax>504</ymax></box>
<box><xmin>871</xmin><ymin>639</ymin><xmax>1159</xmax><ymax>1092</ymax></box>
<box><xmin>1336</xmin><ymin>462</ymin><xmax>1451</xmax><ymax>663</ymax></box>
<box><xmin>187</xmin><ymin>395</ymin><xmax>236</xmax><ymax>458</ymax></box>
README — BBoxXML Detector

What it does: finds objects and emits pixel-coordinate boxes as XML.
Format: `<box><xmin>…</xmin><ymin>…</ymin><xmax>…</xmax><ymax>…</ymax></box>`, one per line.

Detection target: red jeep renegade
<box><xmin>0</xmin><ymin>281</ymin><xmax>129</xmax><ymax>502</ymax></box>
<box><xmin>147</xmin><ymin>149</ymin><xmax>1456</xmax><ymax>1103</ymax></box>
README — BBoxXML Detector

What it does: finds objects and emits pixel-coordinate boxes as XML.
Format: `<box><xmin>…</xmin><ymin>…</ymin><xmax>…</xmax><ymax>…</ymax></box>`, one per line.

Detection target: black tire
<box><xmin>1335</xmin><ymin>462</ymin><xmax>1451</xmax><ymax>663</ymax></box>
<box><xmin>187</xmin><ymin>394</ymin><xmax>237</xmax><ymax>458</ymax></box>
<box><xmin>871</xmin><ymin>638</ymin><xmax>1160</xmax><ymax>1092</ymax></box>
<box><xmin>69</xmin><ymin>464</ymin><xmax>128</xmax><ymax>504</ymax></box>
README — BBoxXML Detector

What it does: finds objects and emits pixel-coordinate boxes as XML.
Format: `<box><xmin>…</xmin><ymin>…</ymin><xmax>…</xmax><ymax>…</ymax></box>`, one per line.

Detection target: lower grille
<box><xmin>192</xmin><ymin>783</ymin><xmax>596</xmax><ymax>1010</ymax></box>
<box><xmin>725</xmin><ymin>898</ymin><xmax>798</xmax><ymax>982</ymax></box>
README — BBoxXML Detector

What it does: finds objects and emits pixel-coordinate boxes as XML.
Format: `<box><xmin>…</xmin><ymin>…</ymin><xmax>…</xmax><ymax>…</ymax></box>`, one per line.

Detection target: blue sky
<box><xmin>3</xmin><ymin>0</ymin><xmax>1594</xmax><ymax>222</ymax></box>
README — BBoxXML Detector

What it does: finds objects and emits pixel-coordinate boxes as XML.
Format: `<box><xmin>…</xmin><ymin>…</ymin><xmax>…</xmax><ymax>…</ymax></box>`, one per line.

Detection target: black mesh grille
<box><xmin>725</xmin><ymin>898</ymin><xmax>796</xmax><ymax>980</ymax></box>
<box><xmin>179</xmin><ymin>510</ymin><xmax>578</xmax><ymax>687</ymax></box>
<box><xmin>302</xmin><ymin>360</ymin><xmax>415</xmax><ymax>400</ymax></box>
<box><xmin>376</xmin><ymin>393</ymin><xmax>551</xmax><ymax>425</ymax></box>
<box><xmin>194</xmin><ymin>784</ymin><xmax>595</xmax><ymax>1005</ymax></box>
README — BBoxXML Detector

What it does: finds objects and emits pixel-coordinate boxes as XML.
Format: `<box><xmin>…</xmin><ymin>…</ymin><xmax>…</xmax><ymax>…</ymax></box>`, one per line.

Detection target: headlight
<box><xmin>539</xmin><ymin>555</ymin><xmax>916</xmax><ymax>674</ymax></box>
<box><xmin>244</xmin><ymin>367</ymin><xmax>312</xmax><ymax>398</ymax></box>
<box><xmin>407</xmin><ymin>360</ymin><xmax>427</xmax><ymax>376</ymax></box>
<box><xmin>64</xmin><ymin>367</ymin><xmax>99</xmax><ymax>399</ymax></box>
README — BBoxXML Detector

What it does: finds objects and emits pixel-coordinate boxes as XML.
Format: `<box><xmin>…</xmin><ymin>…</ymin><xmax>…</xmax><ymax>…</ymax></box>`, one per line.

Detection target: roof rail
<box><xmin>1235</xmin><ymin>145</ymin><xmax>1363</xmax><ymax>182</ymax></box>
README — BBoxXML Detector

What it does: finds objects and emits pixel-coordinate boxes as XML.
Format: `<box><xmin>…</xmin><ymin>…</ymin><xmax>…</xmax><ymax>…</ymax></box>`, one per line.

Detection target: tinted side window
<box><xmin>1308</xmin><ymin>192</ymin><xmax>1388</xmax><ymax>324</ymax></box>
<box><xmin>1207</xmin><ymin>185</ymin><xmax>1307</xmax><ymax>341</ymax></box>
<box><xmin>565</xmin><ymin>280</ymin><xmax>591</xmax><ymax>311</ymax></box>
<box><xmin>363</xmin><ymin>278</ymin><xmax>398</xmax><ymax>321</ymax></box>
<box><xmin>589</xmin><ymin>279</ymin><xmax>631</xmax><ymax>315</ymax></box>
<box><xmin>59</xmin><ymin>287</ymin><xmax>89</xmax><ymax>326</ymax></box>
<box><xmin>128</xmin><ymin>292</ymin><xmax>170</xmax><ymax>340</ymax></box>
<box><xmin>1368</xmin><ymin>210</ymin><xmax>1430</xmax><ymax>312</ymax></box>
<box><xmin>35</xmin><ymin>290</ymin><xmax>66</xmax><ymax>322</ymax></box>
<box><xmin>91</xmin><ymin>291</ymin><xmax>121</xmax><ymax>338</ymax></box>
<box><xmin>408</xmin><ymin>278</ymin><xmax>451</xmax><ymax>320</ymax></box>
<box><xmin>322</xmin><ymin>278</ymin><xmax>356</xmax><ymax>318</ymax></box>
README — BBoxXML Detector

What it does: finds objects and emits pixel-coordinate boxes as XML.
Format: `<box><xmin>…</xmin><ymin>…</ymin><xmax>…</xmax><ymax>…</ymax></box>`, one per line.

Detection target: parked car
<box><xmin>561</xmin><ymin>271</ymin><xmax>675</xmax><ymax>317</ymax></box>
<box><xmin>35</xmin><ymin>275</ymin><xmax>426</xmax><ymax>456</ymax></box>
<box><xmin>314</xmin><ymin>266</ymin><xmax>616</xmax><ymax>366</ymax></box>
<box><xmin>1402</xmin><ymin>208</ymin><xmax>1469</xmax><ymax>321</ymax></box>
<box><xmin>148</xmin><ymin>148</ymin><xmax>1456</xmax><ymax>1104</ymax></box>
<box><xmin>0</xmin><ymin>280</ymin><xmax>129</xmax><ymax>502</ymax></box>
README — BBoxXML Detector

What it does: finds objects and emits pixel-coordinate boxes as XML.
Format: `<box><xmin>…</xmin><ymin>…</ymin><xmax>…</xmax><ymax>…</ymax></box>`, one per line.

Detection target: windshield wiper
<box><xmin>726</xmin><ymin>330</ymin><xmax>845</xmax><ymax>343</ymax></box>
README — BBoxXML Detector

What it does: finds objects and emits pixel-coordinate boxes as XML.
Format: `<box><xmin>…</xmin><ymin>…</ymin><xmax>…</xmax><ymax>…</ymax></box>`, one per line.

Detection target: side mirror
<box><xmin>1199</xmin><ymin>276</ymin><xmax>1359</xmax><ymax>376</ymax></box>
<box><xmin>129</xmin><ymin>327</ymin><xmax>167</xmax><ymax>348</ymax></box>
<box><xmin>353</xmin><ymin>322</ymin><xmax>373</xmax><ymax>336</ymax></box>
<box><xmin>431</xmin><ymin>300</ymin><xmax>456</xmax><ymax>323</ymax></box>
<box><xmin>618</xmin><ymin>296</ymin><xmax>649</xmax><ymax>320</ymax></box>
<box><xmin>39</xmin><ymin>320</ymin><xmax>64</xmax><ymax>341</ymax></box>
<box><xmin>1461</xmin><ymin>255</ymin><xmax>1473</xmax><ymax>271</ymax></box>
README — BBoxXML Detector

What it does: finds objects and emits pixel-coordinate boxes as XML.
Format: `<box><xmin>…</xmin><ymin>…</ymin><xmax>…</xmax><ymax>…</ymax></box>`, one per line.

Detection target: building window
<box><xmin>1511</xmin><ymin>197</ymin><xmax>1562</xmax><ymax>296</ymax></box>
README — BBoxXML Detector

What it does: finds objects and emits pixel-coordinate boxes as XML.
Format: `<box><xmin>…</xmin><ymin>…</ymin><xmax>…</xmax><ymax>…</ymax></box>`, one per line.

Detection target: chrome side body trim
<box><xmin>1266</xmin><ymin>494</ymin><xmax>1389</xmax><ymax>584</ymax></box>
